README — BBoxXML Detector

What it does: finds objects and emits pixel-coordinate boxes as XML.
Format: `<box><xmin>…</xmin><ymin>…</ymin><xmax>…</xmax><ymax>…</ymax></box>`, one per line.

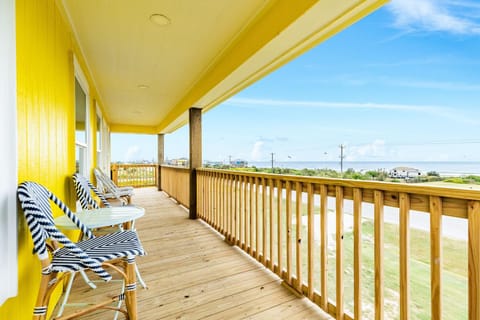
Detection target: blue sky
<box><xmin>112</xmin><ymin>0</ymin><xmax>480</xmax><ymax>163</ymax></box>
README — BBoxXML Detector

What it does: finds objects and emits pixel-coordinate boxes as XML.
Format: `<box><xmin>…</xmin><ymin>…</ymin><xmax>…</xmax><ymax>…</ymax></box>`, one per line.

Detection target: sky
<box><xmin>112</xmin><ymin>0</ymin><xmax>480</xmax><ymax>164</ymax></box>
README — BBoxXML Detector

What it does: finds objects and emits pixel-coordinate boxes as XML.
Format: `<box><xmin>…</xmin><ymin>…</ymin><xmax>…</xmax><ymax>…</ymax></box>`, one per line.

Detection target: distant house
<box><xmin>388</xmin><ymin>167</ymin><xmax>422</xmax><ymax>179</ymax></box>
<box><xmin>168</xmin><ymin>158</ymin><xmax>189</xmax><ymax>167</ymax></box>
<box><xmin>231</xmin><ymin>159</ymin><xmax>248</xmax><ymax>167</ymax></box>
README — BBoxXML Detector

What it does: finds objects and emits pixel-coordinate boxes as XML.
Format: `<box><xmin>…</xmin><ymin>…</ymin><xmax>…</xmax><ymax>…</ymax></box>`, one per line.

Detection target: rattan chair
<box><xmin>94</xmin><ymin>168</ymin><xmax>134</xmax><ymax>204</ymax></box>
<box><xmin>73</xmin><ymin>173</ymin><xmax>111</xmax><ymax>210</ymax></box>
<box><xmin>72</xmin><ymin>173</ymin><xmax>147</xmax><ymax>287</ymax></box>
<box><xmin>17</xmin><ymin>181</ymin><xmax>145</xmax><ymax>320</ymax></box>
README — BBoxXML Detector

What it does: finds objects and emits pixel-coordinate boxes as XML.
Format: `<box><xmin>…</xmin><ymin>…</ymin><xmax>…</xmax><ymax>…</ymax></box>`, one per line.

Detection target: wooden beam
<box><xmin>189</xmin><ymin>108</ymin><xmax>202</xmax><ymax>219</ymax></box>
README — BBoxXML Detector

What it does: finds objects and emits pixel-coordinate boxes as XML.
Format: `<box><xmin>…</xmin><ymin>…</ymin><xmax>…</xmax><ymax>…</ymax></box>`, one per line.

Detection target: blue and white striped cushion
<box><xmin>52</xmin><ymin>230</ymin><xmax>145</xmax><ymax>273</ymax></box>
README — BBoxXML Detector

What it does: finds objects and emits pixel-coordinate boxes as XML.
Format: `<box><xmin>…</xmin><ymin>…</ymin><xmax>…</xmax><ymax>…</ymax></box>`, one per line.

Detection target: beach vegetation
<box><xmin>204</xmin><ymin>163</ymin><xmax>480</xmax><ymax>186</ymax></box>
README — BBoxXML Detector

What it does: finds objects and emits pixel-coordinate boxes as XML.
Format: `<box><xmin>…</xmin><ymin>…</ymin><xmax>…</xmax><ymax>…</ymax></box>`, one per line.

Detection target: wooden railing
<box><xmin>160</xmin><ymin>165</ymin><xmax>190</xmax><ymax>207</ymax></box>
<box><xmin>196</xmin><ymin>168</ymin><xmax>480</xmax><ymax>320</ymax></box>
<box><xmin>111</xmin><ymin>163</ymin><xmax>157</xmax><ymax>187</ymax></box>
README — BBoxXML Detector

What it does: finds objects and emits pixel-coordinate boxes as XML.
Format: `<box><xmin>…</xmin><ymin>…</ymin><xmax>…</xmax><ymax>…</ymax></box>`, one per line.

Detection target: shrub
<box><xmin>444</xmin><ymin>177</ymin><xmax>467</xmax><ymax>184</ymax></box>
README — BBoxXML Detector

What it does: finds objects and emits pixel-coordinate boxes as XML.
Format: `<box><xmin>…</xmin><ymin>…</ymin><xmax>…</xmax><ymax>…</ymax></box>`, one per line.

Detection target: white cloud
<box><xmin>346</xmin><ymin>140</ymin><xmax>386</xmax><ymax>161</ymax></box>
<box><xmin>125</xmin><ymin>145</ymin><xmax>140</xmax><ymax>162</ymax></box>
<box><xmin>388</xmin><ymin>0</ymin><xmax>480</xmax><ymax>35</ymax></box>
<box><xmin>227</xmin><ymin>97</ymin><xmax>480</xmax><ymax>125</ymax></box>
<box><xmin>251</xmin><ymin>140</ymin><xmax>265</xmax><ymax>161</ymax></box>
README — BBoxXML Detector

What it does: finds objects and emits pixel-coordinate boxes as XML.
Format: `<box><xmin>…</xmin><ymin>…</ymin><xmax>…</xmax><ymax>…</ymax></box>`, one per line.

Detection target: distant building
<box><xmin>167</xmin><ymin>158</ymin><xmax>189</xmax><ymax>167</ymax></box>
<box><xmin>388</xmin><ymin>167</ymin><xmax>422</xmax><ymax>179</ymax></box>
<box><xmin>231</xmin><ymin>159</ymin><xmax>248</xmax><ymax>167</ymax></box>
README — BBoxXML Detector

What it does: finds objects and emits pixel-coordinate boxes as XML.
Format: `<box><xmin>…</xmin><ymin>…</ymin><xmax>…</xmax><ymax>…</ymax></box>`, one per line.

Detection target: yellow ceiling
<box><xmin>61</xmin><ymin>0</ymin><xmax>388</xmax><ymax>134</ymax></box>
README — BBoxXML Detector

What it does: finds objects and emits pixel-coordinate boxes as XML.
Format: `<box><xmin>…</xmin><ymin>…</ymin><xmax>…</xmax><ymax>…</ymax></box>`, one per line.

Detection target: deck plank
<box><xmin>60</xmin><ymin>187</ymin><xmax>332</xmax><ymax>319</ymax></box>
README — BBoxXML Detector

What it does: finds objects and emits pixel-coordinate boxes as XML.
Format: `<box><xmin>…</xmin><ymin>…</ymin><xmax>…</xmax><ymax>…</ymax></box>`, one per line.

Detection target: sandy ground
<box><xmin>418</xmin><ymin>180</ymin><xmax>480</xmax><ymax>190</ymax></box>
<box><xmin>300</xmin><ymin>192</ymin><xmax>469</xmax><ymax>242</ymax></box>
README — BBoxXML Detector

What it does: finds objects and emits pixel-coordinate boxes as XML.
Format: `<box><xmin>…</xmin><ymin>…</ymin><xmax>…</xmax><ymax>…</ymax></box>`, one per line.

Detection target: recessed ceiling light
<box><xmin>149</xmin><ymin>14</ymin><xmax>171</xmax><ymax>26</ymax></box>
<box><xmin>137</xmin><ymin>84</ymin><xmax>149</xmax><ymax>89</ymax></box>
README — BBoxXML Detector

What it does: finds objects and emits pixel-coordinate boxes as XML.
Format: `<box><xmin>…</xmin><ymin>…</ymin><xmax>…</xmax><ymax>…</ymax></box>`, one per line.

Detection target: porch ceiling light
<box><xmin>137</xmin><ymin>84</ymin><xmax>149</xmax><ymax>89</ymax></box>
<box><xmin>149</xmin><ymin>14</ymin><xmax>171</xmax><ymax>26</ymax></box>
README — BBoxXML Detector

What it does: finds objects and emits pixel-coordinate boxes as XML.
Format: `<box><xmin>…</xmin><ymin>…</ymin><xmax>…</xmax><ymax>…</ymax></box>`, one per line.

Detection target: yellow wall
<box><xmin>0</xmin><ymin>1</ymin><xmax>103</xmax><ymax>318</ymax></box>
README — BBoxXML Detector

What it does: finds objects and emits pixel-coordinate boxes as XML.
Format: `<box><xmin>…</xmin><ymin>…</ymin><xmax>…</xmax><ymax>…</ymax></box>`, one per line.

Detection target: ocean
<box><xmin>249</xmin><ymin>161</ymin><xmax>480</xmax><ymax>176</ymax></box>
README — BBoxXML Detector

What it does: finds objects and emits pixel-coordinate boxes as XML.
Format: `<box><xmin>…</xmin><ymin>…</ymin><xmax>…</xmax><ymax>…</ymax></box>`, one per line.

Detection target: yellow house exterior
<box><xmin>1</xmin><ymin>1</ymin><xmax>105</xmax><ymax>318</ymax></box>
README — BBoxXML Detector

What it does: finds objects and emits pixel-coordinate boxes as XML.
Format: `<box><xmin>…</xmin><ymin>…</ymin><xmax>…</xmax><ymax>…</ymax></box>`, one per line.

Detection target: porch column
<box><xmin>157</xmin><ymin>134</ymin><xmax>164</xmax><ymax>191</ymax></box>
<box><xmin>189</xmin><ymin>108</ymin><xmax>202</xmax><ymax>219</ymax></box>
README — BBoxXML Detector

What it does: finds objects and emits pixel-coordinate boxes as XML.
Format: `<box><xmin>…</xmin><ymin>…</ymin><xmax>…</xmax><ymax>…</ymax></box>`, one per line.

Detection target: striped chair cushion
<box><xmin>52</xmin><ymin>230</ymin><xmax>145</xmax><ymax>273</ymax></box>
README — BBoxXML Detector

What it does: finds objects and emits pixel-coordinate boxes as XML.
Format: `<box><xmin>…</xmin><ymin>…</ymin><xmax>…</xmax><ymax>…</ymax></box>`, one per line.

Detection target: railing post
<box><xmin>157</xmin><ymin>134</ymin><xmax>164</xmax><ymax>191</ymax></box>
<box><xmin>430</xmin><ymin>196</ymin><xmax>442</xmax><ymax>320</ymax></box>
<box><xmin>469</xmin><ymin>200</ymin><xmax>480</xmax><ymax>320</ymax></box>
<box><xmin>189</xmin><ymin>108</ymin><xmax>202</xmax><ymax>219</ymax></box>
<box><xmin>111</xmin><ymin>164</ymin><xmax>118</xmax><ymax>185</ymax></box>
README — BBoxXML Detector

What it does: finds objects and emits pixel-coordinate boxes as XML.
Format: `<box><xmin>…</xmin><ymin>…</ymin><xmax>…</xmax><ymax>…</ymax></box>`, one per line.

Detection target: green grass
<box><xmin>336</xmin><ymin>220</ymin><xmax>467</xmax><ymax>319</ymax></box>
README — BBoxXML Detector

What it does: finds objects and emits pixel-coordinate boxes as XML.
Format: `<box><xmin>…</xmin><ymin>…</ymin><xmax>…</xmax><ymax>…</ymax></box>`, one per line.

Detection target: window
<box><xmin>74</xmin><ymin>59</ymin><xmax>90</xmax><ymax>177</ymax></box>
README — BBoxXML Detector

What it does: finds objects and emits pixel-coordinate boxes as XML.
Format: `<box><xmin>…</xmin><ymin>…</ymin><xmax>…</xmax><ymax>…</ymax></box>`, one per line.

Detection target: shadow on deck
<box><xmin>64</xmin><ymin>187</ymin><xmax>332</xmax><ymax>319</ymax></box>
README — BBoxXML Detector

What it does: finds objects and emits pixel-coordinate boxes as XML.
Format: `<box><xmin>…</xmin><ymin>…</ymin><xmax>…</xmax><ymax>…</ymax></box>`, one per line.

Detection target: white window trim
<box><xmin>0</xmin><ymin>0</ymin><xmax>18</xmax><ymax>305</ymax></box>
<box><xmin>74</xmin><ymin>56</ymin><xmax>91</xmax><ymax>175</ymax></box>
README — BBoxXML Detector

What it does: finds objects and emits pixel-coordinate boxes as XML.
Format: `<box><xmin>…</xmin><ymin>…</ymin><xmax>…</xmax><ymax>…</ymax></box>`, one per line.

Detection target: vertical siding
<box><xmin>0</xmin><ymin>1</ymin><xmax>100</xmax><ymax>319</ymax></box>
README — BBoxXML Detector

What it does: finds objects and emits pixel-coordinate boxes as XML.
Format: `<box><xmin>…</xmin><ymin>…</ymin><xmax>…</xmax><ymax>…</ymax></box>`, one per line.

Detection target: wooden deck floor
<box><xmin>63</xmin><ymin>187</ymin><xmax>332</xmax><ymax>319</ymax></box>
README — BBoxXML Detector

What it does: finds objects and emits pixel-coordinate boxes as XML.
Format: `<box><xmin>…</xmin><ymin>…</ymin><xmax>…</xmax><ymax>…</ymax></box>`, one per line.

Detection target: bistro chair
<box><xmin>73</xmin><ymin>172</ymin><xmax>111</xmax><ymax>210</ymax></box>
<box><xmin>94</xmin><ymin>168</ymin><xmax>134</xmax><ymax>204</ymax></box>
<box><xmin>17</xmin><ymin>181</ymin><xmax>145</xmax><ymax>320</ymax></box>
<box><xmin>72</xmin><ymin>173</ymin><xmax>147</xmax><ymax>287</ymax></box>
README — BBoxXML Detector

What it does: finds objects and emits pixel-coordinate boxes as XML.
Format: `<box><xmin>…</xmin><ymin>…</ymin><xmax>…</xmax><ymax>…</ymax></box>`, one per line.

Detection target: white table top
<box><xmin>55</xmin><ymin>206</ymin><xmax>145</xmax><ymax>230</ymax></box>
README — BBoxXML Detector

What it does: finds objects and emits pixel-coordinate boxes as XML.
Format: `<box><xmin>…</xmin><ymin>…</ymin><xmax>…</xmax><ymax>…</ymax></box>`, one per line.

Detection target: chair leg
<box><xmin>124</xmin><ymin>257</ymin><xmax>138</xmax><ymax>320</ymax></box>
<box><xmin>33</xmin><ymin>264</ymin><xmax>54</xmax><ymax>320</ymax></box>
<box><xmin>78</xmin><ymin>269</ymin><xmax>97</xmax><ymax>289</ymax></box>
<box><xmin>135</xmin><ymin>264</ymin><xmax>147</xmax><ymax>289</ymax></box>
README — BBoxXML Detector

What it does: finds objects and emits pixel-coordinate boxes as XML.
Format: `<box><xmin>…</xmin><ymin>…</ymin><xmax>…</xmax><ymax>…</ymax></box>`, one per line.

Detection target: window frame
<box><xmin>74</xmin><ymin>56</ymin><xmax>91</xmax><ymax>176</ymax></box>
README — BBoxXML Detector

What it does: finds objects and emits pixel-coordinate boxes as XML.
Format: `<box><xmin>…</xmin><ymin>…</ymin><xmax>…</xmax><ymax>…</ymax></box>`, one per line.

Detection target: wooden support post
<box><xmin>189</xmin><ymin>108</ymin><xmax>202</xmax><ymax>219</ymax></box>
<box><xmin>157</xmin><ymin>134</ymin><xmax>164</xmax><ymax>191</ymax></box>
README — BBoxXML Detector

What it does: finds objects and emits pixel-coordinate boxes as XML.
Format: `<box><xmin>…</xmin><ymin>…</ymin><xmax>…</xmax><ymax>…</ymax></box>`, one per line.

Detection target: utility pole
<box><xmin>339</xmin><ymin>144</ymin><xmax>346</xmax><ymax>176</ymax></box>
<box><xmin>271</xmin><ymin>152</ymin><xmax>275</xmax><ymax>172</ymax></box>
<box><xmin>228</xmin><ymin>155</ymin><xmax>232</xmax><ymax>166</ymax></box>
